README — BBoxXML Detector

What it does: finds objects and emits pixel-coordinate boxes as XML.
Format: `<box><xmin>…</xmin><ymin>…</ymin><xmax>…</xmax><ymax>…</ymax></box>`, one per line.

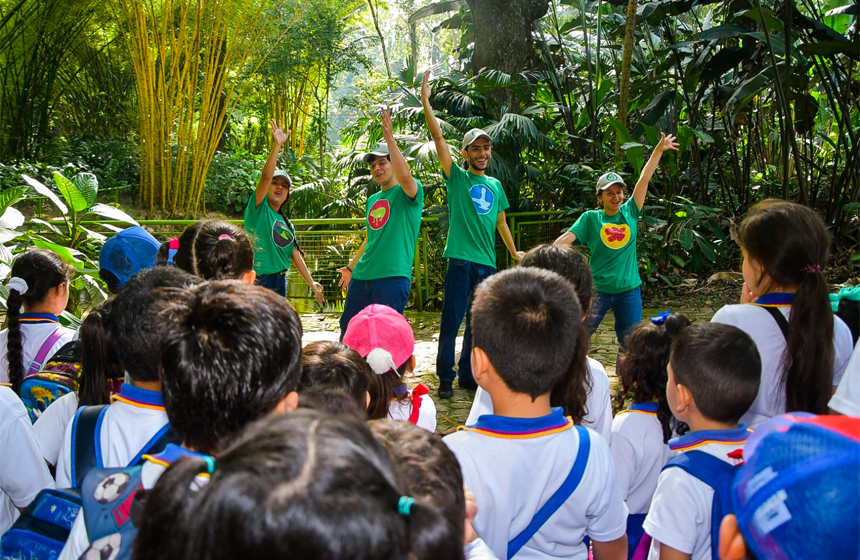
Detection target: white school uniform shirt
<box><xmin>643</xmin><ymin>425</ymin><xmax>750</xmax><ymax>560</ymax></box>
<box><xmin>609</xmin><ymin>403</ymin><xmax>674</xmax><ymax>514</ymax></box>
<box><xmin>444</xmin><ymin>407</ymin><xmax>628</xmax><ymax>560</ymax></box>
<box><xmin>55</xmin><ymin>383</ymin><xmax>169</xmax><ymax>488</ymax></box>
<box><xmin>830</xmin><ymin>342</ymin><xmax>860</xmax><ymax>416</ymax></box>
<box><xmin>0</xmin><ymin>386</ymin><xmax>54</xmax><ymax>535</ymax></box>
<box><xmin>0</xmin><ymin>313</ymin><xmax>75</xmax><ymax>384</ymax></box>
<box><xmin>60</xmin><ymin>444</ymin><xmax>209</xmax><ymax>560</ymax></box>
<box><xmin>387</xmin><ymin>383</ymin><xmax>437</xmax><ymax>433</ymax></box>
<box><xmin>33</xmin><ymin>391</ymin><xmax>79</xmax><ymax>467</ymax></box>
<box><xmin>711</xmin><ymin>299</ymin><xmax>853</xmax><ymax>428</ymax></box>
<box><xmin>465</xmin><ymin>357</ymin><xmax>612</xmax><ymax>439</ymax></box>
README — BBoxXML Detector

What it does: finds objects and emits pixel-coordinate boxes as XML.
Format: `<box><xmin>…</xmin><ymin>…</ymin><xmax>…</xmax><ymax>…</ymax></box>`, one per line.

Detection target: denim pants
<box><xmin>587</xmin><ymin>286</ymin><xmax>642</xmax><ymax>348</ymax></box>
<box><xmin>256</xmin><ymin>272</ymin><xmax>287</xmax><ymax>297</ymax></box>
<box><xmin>436</xmin><ymin>258</ymin><xmax>497</xmax><ymax>384</ymax></box>
<box><xmin>339</xmin><ymin>276</ymin><xmax>411</xmax><ymax>339</ymax></box>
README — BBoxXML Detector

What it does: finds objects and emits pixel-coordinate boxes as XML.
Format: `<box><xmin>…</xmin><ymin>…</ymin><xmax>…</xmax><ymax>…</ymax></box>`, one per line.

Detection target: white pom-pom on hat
<box><xmin>366</xmin><ymin>347</ymin><xmax>399</xmax><ymax>376</ymax></box>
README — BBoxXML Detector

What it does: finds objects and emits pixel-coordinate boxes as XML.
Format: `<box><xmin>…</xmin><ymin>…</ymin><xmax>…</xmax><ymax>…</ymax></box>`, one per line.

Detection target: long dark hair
<box><xmin>133</xmin><ymin>410</ymin><xmax>463</xmax><ymax>560</ymax></box>
<box><xmin>78</xmin><ymin>298</ymin><xmax>121</xmax><ymax>407</ymax></box>
<box><xmin>5</xmin><ymin>249</ymin><xmax>71</xmax><ymax>392</ymax></box>
<box><xmin>739</xmin><ymin>199</ymin><xmax>834</xmax><ymax>415</ymax></box>
<box><xmin>618</xmin><ymin>313</ymin><xmax>690</xmax><ymax>442</ymax></box>
<box><xmin>367</xmin><ymin>362</ymin><xmax>411</xmax><ymax>421</ymax></box>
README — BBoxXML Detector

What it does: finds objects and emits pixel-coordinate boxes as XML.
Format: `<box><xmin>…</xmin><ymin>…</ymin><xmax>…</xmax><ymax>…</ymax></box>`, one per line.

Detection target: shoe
<box><xmin>438</xmin><ymin>381</ymin><xmax>454</xmax><ymax>400</ymax></box>
<box><xmin>458</xmin><ymin>377</ymin><xmax>478</xmax><ymax>391</ymax></box>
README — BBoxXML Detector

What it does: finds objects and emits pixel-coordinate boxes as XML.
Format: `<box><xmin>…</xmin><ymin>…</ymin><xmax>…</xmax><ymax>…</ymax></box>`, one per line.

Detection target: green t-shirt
<box><xmin>244</xmin><ymin>195</ymin><xmax>296</xmax><ymax>275</ymax></box>
<box><xmin>569</xmin><ymin>198</ymin><xmax>643</xmax><ymax>294</ymax></box>
<box><xmin>353</xmin><ymin>181</ymin><xmax>424</xmax><ymax>281</ymax></box>
<box><xmin>443</xmin><ymin>164</ymin><xmax>509</xmax><ymax>268</ymax></box>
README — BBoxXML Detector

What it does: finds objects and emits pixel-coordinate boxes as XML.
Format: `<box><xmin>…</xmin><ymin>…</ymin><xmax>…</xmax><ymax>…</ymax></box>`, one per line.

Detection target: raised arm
<box><xmin>421</xmin><ymin>71</ymin><xmax>454</xmax><ymax>178</ymax></box>
<box><xmin>381</xmin><ymin>108</ymin><xmax>418</xmax><ymax>199</ymax></box>
<box><xmin>255</xmin><ymin>120</ymin><xmax>290</xmax><ymax>207</ymax></box>
<box><xmin>497</xmin><ymin>212</ymin><xmax>525</xmax><ymax>261</ymax></box>
<box><xmin>632</xmin><ymin>132</ymin><xmax>679</xmax><ymax>211</ymax></box>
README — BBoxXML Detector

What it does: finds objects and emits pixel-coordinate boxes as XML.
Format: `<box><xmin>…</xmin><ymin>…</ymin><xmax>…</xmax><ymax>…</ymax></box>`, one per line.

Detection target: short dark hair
<box><xmin>521</xmin><ymin>244</ymin><xmax>592</xmax><ymax>312</ymax></box>
<box><xmin>159</xmin><ymin>280</ymin><xmax>303</xmax><ymax>454</ymax></box>
<box><xmin>108</xmin><ymin>266</ymin><xmax>201</xmax><ymax>383</ymax></box>
<box><xmin>300</xmin><ymin>341</ymin><xmax>371</xmax><ymax>410</ymax></box>
<box><xmin>471</xmin><ymin>267</ymin><xmax>582</xmax><ymax>399</ymax></box>
<box><xmin>296</xmin><ymin>386</ymin><xmax>367</xmax><ymax>420</ymax></box>
<box><xmin>369</xmin><ymin>419</ymin><xmax>465</xmax><ymax>546</ymax></box>
<box><xmin>670</xmin><ymin>322</ymin><xmax>761</xmax><ymax>424</ymax></box>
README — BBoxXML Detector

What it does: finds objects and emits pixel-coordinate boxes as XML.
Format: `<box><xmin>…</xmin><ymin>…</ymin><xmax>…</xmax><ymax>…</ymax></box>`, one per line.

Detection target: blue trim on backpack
<box><xmin>127</xmin><ymin>423</ymin><xmax>172</xmax><ymax>467</ymax></box>
<box><xmin>70</xmin><ymin>407</ymin><xmax>83</xmax><ymax>487</ymax></box>
<box><xmin>94</xmin><ymin>406</ymin><xmax>108</xmax><ymax>469</ymax></box>
<box><xmin>507</xmin><ymin>425</ymin><xmax>591</xmax><ymax>559</ymax></box>
<box><xmin>625</xmin><ymin>513</ymin><xmax>648</xmax><ymax>560</ymax></box>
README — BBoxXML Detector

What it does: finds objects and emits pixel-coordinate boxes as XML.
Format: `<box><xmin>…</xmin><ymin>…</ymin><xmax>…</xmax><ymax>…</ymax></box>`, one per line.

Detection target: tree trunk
<box><xmin>616</xmin><ymin>0</ymin><xmax>637</xmax><ymax>155</ymax></box>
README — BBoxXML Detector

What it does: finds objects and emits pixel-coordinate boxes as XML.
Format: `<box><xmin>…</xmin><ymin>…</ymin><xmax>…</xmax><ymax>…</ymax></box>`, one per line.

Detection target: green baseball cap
<box><xmin>596</xmin><ymin>172</ymin><xmax>626</xmax><ymax>194</ymax></box>
<box><xmin>462</xmin><ymin>128</ymin><xmax>492</xmax><ymax>150</ymax></box>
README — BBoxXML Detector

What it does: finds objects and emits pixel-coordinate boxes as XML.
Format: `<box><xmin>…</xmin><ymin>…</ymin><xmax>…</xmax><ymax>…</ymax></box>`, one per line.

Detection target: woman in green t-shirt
<box><xmin>244</xmin><ymin>120</ymin><xmax>324</xmax><ymax>303</ymax></box>
<box><xmin>555</xmin><ymin>133</ymin><xmax>678</xmax><ymax>347</ymax></box>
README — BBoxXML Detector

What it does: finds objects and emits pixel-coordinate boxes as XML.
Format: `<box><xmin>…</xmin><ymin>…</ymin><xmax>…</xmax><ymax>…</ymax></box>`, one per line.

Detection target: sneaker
<box><xmin>438</xmin><ymin>381</ymin><xmax>454</xmax><ymax>400</ymax></box>
<box><xmin>458</xmin><ymin>377</ymin><xmax>478</xmax><ymax>391</ymax></box>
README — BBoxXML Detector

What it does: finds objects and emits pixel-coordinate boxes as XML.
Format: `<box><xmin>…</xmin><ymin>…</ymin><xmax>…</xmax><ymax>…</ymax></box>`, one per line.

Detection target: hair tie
<box><xmin>650</xmin><ymin>309</ymin><xmax>671</xmax><ymax>324</ymax></box>
<box><xmin>167</xmin><ymin>238</ymin><xmax>179</xmax><ymax>266</ymax></box>
<box><xmin>804</xmin><ymin>264</ymin><xmax>822</xmax><ymax>274</ymax></box>
<box><xmin>5</xmin><ymin>277</ymin><xmax>28</xmax><ymax>295</ymax></box>
<box><xmin>218</xmin><ymin>234</ymin><xmax>231</xmax><ymax>240</ymax></box>
<box><xmin>203</xmin><ymin>455</ymin><xmax>215</xmax><ymax>475</ymax></box>
<box><xmin>397</xmin><ymin>496</ymin><xmax>415</xmax><ymax>516</ymax></box>
<box><xmin>366</xmin><ymin>348</ymin><xmax>400</xmax><ymax>377</ymax></box>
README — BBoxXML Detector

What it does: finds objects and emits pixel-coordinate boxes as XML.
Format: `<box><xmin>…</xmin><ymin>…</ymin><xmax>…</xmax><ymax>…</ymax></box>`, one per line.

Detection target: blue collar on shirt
<box><xmin>751</xmin><ymin>292</ymin><xmax>795</xmax><ymax>307</ymax></box>
<box><xmin>465</xmin><ymin>407</ymin><xmax>573</xmax><ymax>438</ymax></box>
<box><xmin>628</xmin><ymin>402</ymin><xmax>659</xmax><ymax>413</ymax></box>
<box><xmin>19</xmin><ymin>312</ymin><xmax>60</xmax><ymax>324</ymax></box>
<box><xmin>669</xmin><ymin>424</ymin><xmax>751</xmax><ymax>452</ymax></box>
<box><xmin>114</xmin><ymin>383</ymin><xmax>164</xmax><ymax>407</ymax></box>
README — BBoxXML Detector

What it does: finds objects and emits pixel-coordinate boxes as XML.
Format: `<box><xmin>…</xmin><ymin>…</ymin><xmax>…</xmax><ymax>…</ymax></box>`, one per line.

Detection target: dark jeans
<box><xmin>587</xmin><ymin>286</ymin><xmax>642</xmax><ymax>348</ymax></box>
<box><xmin>256</xmin><ymin>272</ymin><xmax>287</xmax><ymax>297</ymax></box>
<box><xmin>339</xmin><ymin>276</ymin><xmax>411</xmax><ymax>339</ymax></box>
<box><xmin>436</xmin><ymin>258</ymin><xmax>497</xmax><ymax>385</ymax></box>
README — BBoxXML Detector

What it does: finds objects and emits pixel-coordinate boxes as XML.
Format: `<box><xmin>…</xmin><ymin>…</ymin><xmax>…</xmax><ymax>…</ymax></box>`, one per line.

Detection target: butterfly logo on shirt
<box><xmin>271</xmin><ymin>219</ymin><xmax>293</xmax><ymax>248</ymax></box>
<box><xmin>368</xmin><ymin>199</ymin><xmax>391</xmax><ymax>230</ymax></box>
<box><xmin>469</xmin><ymin>184</ymin><xmax>494</xmax><ymax>215</ymax></box>
<box><xmin>600</xmin><ymin>223</ymin><xmax>631</xmax><ymax>249</ymax></box>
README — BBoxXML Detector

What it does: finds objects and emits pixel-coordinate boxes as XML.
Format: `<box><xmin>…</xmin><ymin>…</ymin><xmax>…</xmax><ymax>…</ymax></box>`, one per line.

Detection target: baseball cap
<box><xmin>462</xmin><ymin>128</ymin><xmax>491</xmax><ymax>150</ymax></box>
<box><xmin>595</xmin><ymin>172</ymin><xmax>626</xmax><ymax>194</ymax></box>
<box><xmin>272</xmin><ymin>169</ymin><xmax>291</xmax><ymax>184</ymax></box>
<box><xmin>343</xmin><ymin>304</ymin><xmax>415</xmax><ymax>374</ymax></box>
<box><xmin>362</xmin><ymin>142</ymin><xmax>390</xmax><ymax>163</ymax></box>
<box><xmin>99</xmin><ymin>226</ymin><xmax>160</xmax><ymax>288</ymax></box>
<box><xmin>732</xmin><ymin>414</ymin><xmax>860</xmax><ymax>560</ymax></box>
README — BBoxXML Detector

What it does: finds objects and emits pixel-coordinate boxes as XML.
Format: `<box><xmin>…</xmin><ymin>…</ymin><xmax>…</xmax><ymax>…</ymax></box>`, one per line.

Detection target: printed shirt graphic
<box><xmin>353</xmin><ymin>181</ymin><xmax>423</xmax><ymax>281</ymax></box>
<box><xmin>443</xmin><ymin>165</ymin><xmax>509</xmax><ymax>268</ymax></box>
<box><xmin>569</xmin><ymin>198</ymin><xmax>642</xmax><ymax>294</ymax></box>
<box><xmin>244</xmin><ymin>195</ymin><xmax>296</xmax><ymax>275</ymax></box>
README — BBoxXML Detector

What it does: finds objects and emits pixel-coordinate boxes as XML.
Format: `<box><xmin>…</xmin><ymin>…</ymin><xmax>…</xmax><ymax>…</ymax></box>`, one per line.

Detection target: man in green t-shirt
<box><xmin>422</xmin><ymin>71</ymin><xmax>525</xmax><ymax>399</ymax></box>
<box><xmin>337</xmin><ymin>108</ymin><xmax>423</xmax><ymax>338</ymax></box>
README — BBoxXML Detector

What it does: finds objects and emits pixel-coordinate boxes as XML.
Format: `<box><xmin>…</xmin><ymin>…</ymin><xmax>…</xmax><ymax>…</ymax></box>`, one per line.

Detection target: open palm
<box><xmin>270</xmin><ymin>119</ymin><xmax>290</xmax><ymax>145</ymax></box>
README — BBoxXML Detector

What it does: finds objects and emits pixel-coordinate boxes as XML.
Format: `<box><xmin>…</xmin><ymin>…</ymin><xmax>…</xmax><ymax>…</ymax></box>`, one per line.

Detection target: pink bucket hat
<box><xmin>343</xmin><ymin>304</ymin><xmax>415</xmax><ymax>375</ymax></box>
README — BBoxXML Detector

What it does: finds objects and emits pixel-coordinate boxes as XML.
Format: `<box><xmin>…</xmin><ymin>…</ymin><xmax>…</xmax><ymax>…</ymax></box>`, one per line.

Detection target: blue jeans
<box><xmin>436</xmin><ymin>258</ymin><xmax>497</xmax><ymax>385</ymax></box>
<box><xmin>256</xmin><ymin>272</ymin><xmax>286</xmax><ymax>297</ymax></box>
<box><xmin>339</xmin><ymin>276</ymin><xmax>411</xmax><ymax>339</ymax></box>
<box><xmin>587</xmin><ymin>286</ymin><xmax>642</xmax><ymax>348</ymax></box>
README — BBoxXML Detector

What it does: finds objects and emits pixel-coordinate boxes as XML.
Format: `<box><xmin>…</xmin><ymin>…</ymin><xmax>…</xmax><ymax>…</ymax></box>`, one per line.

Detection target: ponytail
<box><xmin>551</xmin><ymin>325</ymin><xmax>590</xmax><ymax>424</ymax></box>
<box><xmin>189</xmin><ymin>221</ymin><xmax>254</xmax><ymax>280</ymax></box>
<box><xmin>6</xmin><ymin>287</ymin><xmax>24</xmax><ymax>392</ymax></box>
<box><xmin>78</xmin><ymin>300</ymin><xmax>115</xmax><ymax>407</ymax></box>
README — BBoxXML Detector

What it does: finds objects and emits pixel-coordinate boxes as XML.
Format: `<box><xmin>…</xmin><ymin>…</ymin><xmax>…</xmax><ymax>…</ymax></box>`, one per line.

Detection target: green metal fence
<box><xmin>31</xmin><ymin>212</ymin><xmax>569</xmax><ymax>312</ymax></box>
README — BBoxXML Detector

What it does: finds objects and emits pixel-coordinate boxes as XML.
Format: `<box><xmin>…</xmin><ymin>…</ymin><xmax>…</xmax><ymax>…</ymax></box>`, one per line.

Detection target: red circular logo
<box><xmin>368</xmin><ymin>199</ymin><xmax>390</xmax><ymax>230</ymax></box>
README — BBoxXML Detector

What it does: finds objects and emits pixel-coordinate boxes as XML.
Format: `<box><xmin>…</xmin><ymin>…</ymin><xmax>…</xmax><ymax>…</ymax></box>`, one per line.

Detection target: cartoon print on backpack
<box><xmin>82</xmin><ymin>532</ymin><xmax>122</xmax><ymax>560</ymax></box>
<box><xmin>93</xmin><ymin>472</ymin><xmax>131</xmax><ymax>504</ymax></box>
<box><xmin>271</xmin><ymin>219</ymin><xmax>293</xmax><ymax>249</ymax></box>
<box><xmin>469</xmin><ymin>184</ymin><xmax>494</xmax><ymax>215</ymax></box>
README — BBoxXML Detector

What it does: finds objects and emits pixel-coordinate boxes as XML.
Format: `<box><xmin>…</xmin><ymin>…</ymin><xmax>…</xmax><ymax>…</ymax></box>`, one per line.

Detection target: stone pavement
<box><xmin>300</xmin><ymin>305</ymin><xmax>721</xmax><ymax>435</ymax></box>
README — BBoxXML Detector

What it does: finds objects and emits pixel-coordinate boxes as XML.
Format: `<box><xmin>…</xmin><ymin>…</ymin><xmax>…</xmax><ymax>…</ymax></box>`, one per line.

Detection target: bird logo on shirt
<box><xmin>368</xmin><ymin>199</ymin><xmax>391</xmax><ymax>230</ymax></box>
<box><xmin>469</xmin><ymin>184</ymin><xmax>494</xmax><ymax>215</ymax></box>
<box><xmin>271</xmin><ymin>219</ymin><xmax>293</xmax><ymax>248</ymax></box>
<box><xmin>600</xmin><ymin>223</ymin><xmax>631</xmax><ymax>249</ymax></box>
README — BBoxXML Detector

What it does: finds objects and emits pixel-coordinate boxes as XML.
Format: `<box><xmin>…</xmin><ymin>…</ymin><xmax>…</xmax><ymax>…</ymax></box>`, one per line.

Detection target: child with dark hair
<box><xmin>0</xmin><ymin>249</ymin><xmax>74</xmax><ymax>391</ymax></box>
<box><xmin>295</xmin><ymin>386</ymin><xmax>368</xmax><ymax>420</ymax></box>
<box><xmin>643</xmin><ymin>322</ymin><xmax>762</xmax><ymax>560</ymax></box>
<box><xmin>158</xmin><ymin>220</ymin><xmax>261</xmax><ymax>285</ymax></box>
<box><xmin>53</xmin><ymin>267</ymin><xmax>202</xmax><ymax>489</ymax></box>
<box><xmin>300</xmin><ymin>340</ymin><xmax>372</xmax><ymax>414</ymax></box>
<box><xmin>445</xmin><ymin>267</ymin><xmax>628</xmax><ymax>560</ymax></box>
<box><xmin>59</xmin><ymin>280</ymin><xmax>304</xmax><ymax>560</ymax></box>
<box><xmin>712</xmin><ymin>199</ymin><xmax>852</xmax><ymax>427</ymax></box>
<box><xmin>134</xmin><ymin>410</ymin><xmax>464</xmax><ymax>560</ymax></box>
<box><xmin>157</xmin><ymin>220</ymin><xmax>203</xmax><ymax>269</ymax></box>
<box><xmin>99</xmin><ymin>226</ymin><xmax>161</xmax><ymax>294</ymax></box>
<box><xmin>610</xmin><ymin>311</ymin><xmax>690</xmax><ymax>558</ymax></box>
<box><xmin>466</xmin><ymin>244</ymin><xmax>612</xmax><ymax>438</ymax></box>
<box><xmin>344</xmin><ymin>305</ymin><xmax>436</xmax><ymax>432</ymax></box>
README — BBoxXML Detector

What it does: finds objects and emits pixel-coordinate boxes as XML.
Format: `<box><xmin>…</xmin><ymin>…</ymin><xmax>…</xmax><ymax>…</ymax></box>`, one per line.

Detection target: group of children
<box><xmin>0</xmin><ymin>186</ymin><xmax>857</xmax><ymax>560</ymax></box>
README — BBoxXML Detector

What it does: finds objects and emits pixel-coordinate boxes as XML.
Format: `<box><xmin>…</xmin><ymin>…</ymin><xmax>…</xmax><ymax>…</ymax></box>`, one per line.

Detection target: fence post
<box><xmin>413</xmin><ymin>237</ymin><xmax>423</xmax><ymax>312</ymax></box>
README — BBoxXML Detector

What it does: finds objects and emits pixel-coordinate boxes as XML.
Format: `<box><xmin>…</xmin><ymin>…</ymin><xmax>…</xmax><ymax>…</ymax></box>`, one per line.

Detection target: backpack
<box><xmin>662</xmin><ymin>451</ymin><xmax>739</xmax><ymax>560</ymax></box>
<box><xmin>19</xmin><ymin>335</ymin><xmax>79</xmax><ymax>423</ymax></box>
<box><xmin>76</xmin><ymin>464</ymin><xmax>147</xmax><ymax>560</ymax></box>
<box><xmin>0</xmin><ymin>488</ymin><xmax>82</xmax><ymax>560</ymax></box>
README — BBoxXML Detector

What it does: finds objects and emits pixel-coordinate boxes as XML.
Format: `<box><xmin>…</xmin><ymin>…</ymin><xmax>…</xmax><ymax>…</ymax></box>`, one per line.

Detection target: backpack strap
<box><xmin>663</xmin><ymin>450</ymin><xmax>738</xmax><ymax>560</ymax></box>
<box><xmin>27</xmin><ymin>328</ymin><xmax>64</xmax><ymax>377</ymax></box>
<box><xmin>71</xmin><ymin>405</ymin><xmax>108</xmax><ymax>488</ymax></box>
<box><xmin>760</xmin><ymin>306</ymin><xmax>790</xmax><ymax>340</ymax></box>
<box><xmin>126</xmin><ymin>423</ymin><xmax>182</xmax><ymax>468</ymax></box>
<box><xmin>507</xmin><ymin>426</ymin><xmax>590</xmax><ymax>559</ymax></box>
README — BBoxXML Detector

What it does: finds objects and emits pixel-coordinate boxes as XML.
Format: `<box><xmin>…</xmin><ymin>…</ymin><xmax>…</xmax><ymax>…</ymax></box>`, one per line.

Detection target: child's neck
<box><xmin>490</xmin><ymin>390</ymin><xmax>553</xmax><ymax>419</ymax></box>
<box><xmin>686</xmin><ymin>415</ymin><xmax>739</xmax><ymax>433</ymax></box>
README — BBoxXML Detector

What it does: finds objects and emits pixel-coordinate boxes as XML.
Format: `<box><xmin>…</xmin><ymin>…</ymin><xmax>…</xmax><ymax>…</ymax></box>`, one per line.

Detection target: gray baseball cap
<box><xmin>596</xmin><ymin>172</ymin><xmax>626</xmax><ymax>194</ymax></box>
<box><xmin>462</xmin><ymin>128</ymin><xmax>492</xmax><ymax>149</ymax></box>
<box><xmin>362</xmin><ymin>142</ymin><xmax>390</xmax><ymax>163</ymax></box>
<box><xmin>272</xmin><ymin>169</ymin><xmax>291</xmax><ymax>183</ymax></box>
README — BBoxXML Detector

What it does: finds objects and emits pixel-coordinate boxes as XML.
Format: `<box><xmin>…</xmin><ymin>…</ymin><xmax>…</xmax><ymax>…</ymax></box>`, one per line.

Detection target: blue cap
<box><xmin>99</xmin><ymin>226</ymin><xmax>160</xmax><ymax>287</ymax></box>
<box><xmin>732</xmin><ymin>414</ymin><xmax>860</xmax><ymax>560</ymax></box>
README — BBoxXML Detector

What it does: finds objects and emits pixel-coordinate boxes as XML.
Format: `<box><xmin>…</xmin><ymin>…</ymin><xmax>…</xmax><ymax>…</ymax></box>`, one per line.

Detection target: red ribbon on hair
<box><xmin>408</xmin><ymin>384</ymin><xmax>430</xmax><ymax>425</ymax></box>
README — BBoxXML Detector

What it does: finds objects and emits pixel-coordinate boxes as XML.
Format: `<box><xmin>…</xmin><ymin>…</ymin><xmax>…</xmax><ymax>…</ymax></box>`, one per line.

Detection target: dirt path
<box><xmin>301</xmin><ymin>303</ymin><xmax>722</xmax><ymax>434</ymax></box>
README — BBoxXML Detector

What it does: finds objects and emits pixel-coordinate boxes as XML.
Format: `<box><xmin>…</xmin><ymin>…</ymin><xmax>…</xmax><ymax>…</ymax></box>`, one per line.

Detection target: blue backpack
<box><xmin>663</xmin><ymin>451</ymin><xmax>739</xmax><ymax>560</ymax></box>
<box><xmin>0</xmin><ymin>488</ymin><xmax>82</xmax><ymax>560</ymax></box>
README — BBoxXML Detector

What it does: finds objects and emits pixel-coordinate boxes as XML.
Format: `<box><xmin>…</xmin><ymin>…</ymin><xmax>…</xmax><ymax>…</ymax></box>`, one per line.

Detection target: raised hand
<box><xmin>381</xmin><ymin>107</ymin><xmax>393</xmax><ymax>138</ymax></box>
<box><xmin>513</xmin><ymin>250</ymin><xmax>526</xmax><ymax>261</ymax></box>
<box><xmin>421</xmin><ymin>70</ymin><xmax>431</xmax><ymax>105</ymax></box>
<box><xmin>270</xmin><ymin>119</ymin><xmax>290</xmax><ymax>146</ymax></box>
<box><xmin>656</xmin><ymin>132</ymin><xmax>679</xmax><ymax>153</ymax></box>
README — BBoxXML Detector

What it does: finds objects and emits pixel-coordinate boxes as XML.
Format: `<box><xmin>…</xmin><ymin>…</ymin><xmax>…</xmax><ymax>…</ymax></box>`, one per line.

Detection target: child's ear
<box><xmin>718</xmin><ymin>514</ymin><xmax>749</xmax><ymax>560</ymax></box>
<box><xmin>471</xmin><ymin>347</ymin><xmax>490</xmax><ymax>381</ymax></box>
<box><xmin>242</xmin><ymin>270</ymin><xmax>257</xmax><ymax>285</ymax></box>
<box><xmin>407</xmin><ymin>355</ymin><xmax>416</xmax><ymax>372</ymax></box>
<box><xmin>676</xmin><ymin>383</ymin><xmax>693</xmax><ymax>412</ymax></box>
<box><xmin>273</xmin><ymin>391</ymin><xmax>299</xmax><ymax>415</ymax></box>
<box><xmin>365</xmin><ymin>391</ymin><xmax>371</xmax><ymax>410</ymax></box>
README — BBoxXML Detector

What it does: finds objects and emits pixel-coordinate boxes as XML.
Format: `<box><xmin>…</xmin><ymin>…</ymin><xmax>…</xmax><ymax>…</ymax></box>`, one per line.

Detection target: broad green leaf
<box><xmin>693</xmin><ymin>130</ymin><xmax>714</xmax><ymax>144</ymax></box>
<box><xmin>607</xmin><ymin>119</ymin><xmax>635</xmax><ymax>144</ymax></box>
<box><xmin>76</xmin><ymin>225</ymin><xmax>107</xmax><ymax>242</ymax></box>
<box><xmin>670</xmin><ymin>254</ymin><xmax>687</xmax><ymax>267</ymax></box>
<box><xmin>21</xmin><ymin>174</ymin><xmax>68</xmax><ymax>215</ymax></box>
<box><xmin>32</xmin><ymin>238</ymin><xmax>85</xmax><ymax>269</ymax></box>
<box><xmin>0</xmin><ymin>207</ymin><xmax>24</xmax><ymax>230</ymax></box>
<box><xmin>621</xmin><ymin>143</ymin><xmax>644</xmax><ymax>176</ymax></box>
<box><xmin>53</xmin><ymin>172</ymin><xmax>89</xmax><ymax>213</ymax></box>
<box><xmin>85</xmin><ymin>204</ymin><xmax>139</xmax><ymax>225</ymax></box>
<box><xmin>728</xmin><ymin>63</ymin><xmax>786</xmax><ymax>111</ymax></box>
<box><xmin>30</xmin><ymin>219</ymin><xmax>63</xmax><ymax>236</ymax></box>
<box><xmin>0</xmin><ymin>228</ymin><xmax>21</xmax><ymax>244</ymax></box>
<box><xmin>679</xmin><ymin>228</ymin><xmax>693</xmax><ymax>250</ymax></box>
<box><xmin>742</xmin><ymin>32</ymin><xmax>786</xmax><ymax>56</ymax></box>
<box><xmin>0</xmin><ymin>244</ymin><xmax>12</xmax><ymax>265</ymax></box>
<box><xmin>701</xmin><ymin>47</ymin><xmax>749</xmax><ymax>81</ymax></box>
<box><xmin>0</xmin><ymin>187</ymin><xmax>27</xmax><ymax>216</ymax></box>
<box><xmin>798</xmin><ymin>40</ymin><xmax>860</xmax><ymax>61</ymax></box>
<box><xmin>72</xmin><ymin>173</ymin><xmax>98</xmax><ymax>207</ymax></box>
<box><xmin>699</xmin><ymin>25</ymin><xmax>747</xmax><ymax>41</ymax></box>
